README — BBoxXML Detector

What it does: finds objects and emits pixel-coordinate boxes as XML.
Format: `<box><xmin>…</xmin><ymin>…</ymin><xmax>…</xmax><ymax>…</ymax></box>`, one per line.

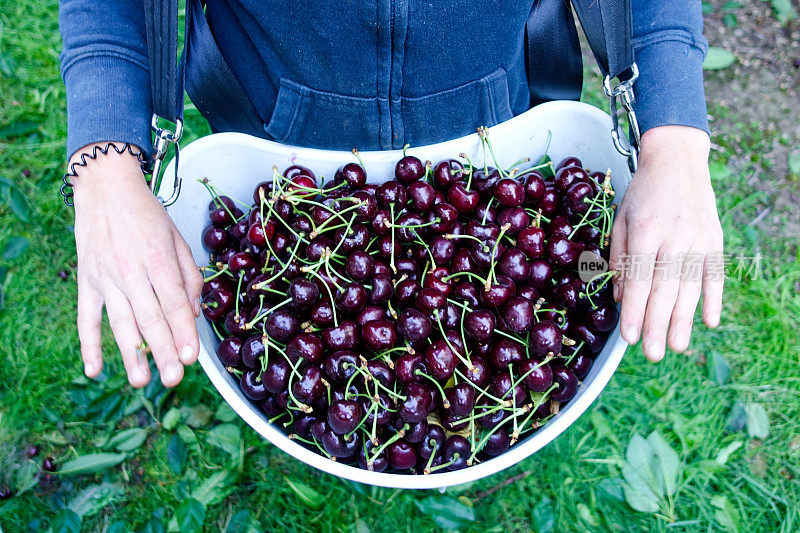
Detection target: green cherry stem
<box><xmin>422</xmin><ymin>440</ymin><xmax>439</xmax><ymax>474</ymax></box>
<box><xmin>202</xmin><ymin>265</ymin><xmax>231</xmax><ymax>282</ymax></box>
<box><xmin>478</xmin><ymin>126</ymin><xmax>508</xmax><ymax>179</ymax></box>
<box><xmin>246</xmin><ymin>297</ymin><xmax>292</xmax><ymax>329</ymax></box>
<box><xmin>199</xmin><ymin>177</ymin><xmax>244</xmax><ymax>222</ymax></box>
<box><xmin>427</xmin><ymin>452</ymin><xmax>460</xmax><ymax>473</ymax></box>
<box><xmin>486</xmin><ymin>223</ymin><xmax>511</xmax><ymax>289</ymax></box>
<box><xmin>453</xmin><ymin>368</ymin><xmax>509</xmax><ymax>406</ymax></box>
<box><xmin>368</xmin><ymin>424</ymin><xmax>409</xmax><ymax>468</ymax></box>
<box><xmin>414</xmin><ymin>369</ymin><xmax>451</xmax><ymax>409</ymax></box>
<box><xmin>301</xmin><ymin>266</ymin><xmax>338</xmax><ymax>327</ymax></box>
<box><xmin>482</xmin><ymin>197</ymin><xmax>495</xmax><ymax>225</ymax></box>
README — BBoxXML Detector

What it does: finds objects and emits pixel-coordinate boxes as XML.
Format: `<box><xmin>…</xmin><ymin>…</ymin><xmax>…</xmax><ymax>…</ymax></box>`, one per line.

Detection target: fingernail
<box><xmin>162</xmin><ymin>364</ymin><xmax>183</xmax><ymax>385</ymax></box>
<box><xmin>645</xmin><ymin>340</ymin><xmax>663</xmax><ymax>362</ymax></box>
<box><xmin>131</xmin><ymin>366</ymin><xmax>148</xmax><ymax>384</ymax></box>
<box><xmin>84</xmin><ymin>362</ymin><xmax>97</xmax><ymax>376</ymax></box>
<box><xmin>180</xmin><ymin>344</ymin><xmax>195</xmax><ymax>364</ymax></box>
<box><xmin>673</xmin><ymin>332</ymin><xmax>689</xmax><ymax>351</ymax></box>
<box><xmin>624</xmin><ymin>326</ymin><xmax>638</xmax><ymax>344</ymax></box>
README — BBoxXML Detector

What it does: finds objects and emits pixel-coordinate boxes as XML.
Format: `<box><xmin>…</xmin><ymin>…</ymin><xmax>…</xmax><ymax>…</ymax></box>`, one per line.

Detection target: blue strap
<box><xmin>527</xmin><ymin>0</ymin><xmax>636</xmax><ymax>104</ymax></box>
<box><xmin>143</xmin><ymin>0</ymin><xmax>185</xmax><ymax>123</ymax></box>
<box><xmin>526</xmin><ymin>0</ymin><xmax>583</xmax><ymax>106</ymax></box>
<box><xmin>572</xmin><ymin>0</ymin><xmax>635</xmax><ymax>81</ymax></box>
<box><xmin>184</xmin><ymin>0</ymin><xmax>264</xmax><ymax>135</ymax></box>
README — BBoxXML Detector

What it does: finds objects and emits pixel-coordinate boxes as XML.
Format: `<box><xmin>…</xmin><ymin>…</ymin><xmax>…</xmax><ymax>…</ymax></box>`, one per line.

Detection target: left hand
<box><xmin>609</xmin><ymin>125</ymin><xmax>724</xmax><ymax>362</ymax></box>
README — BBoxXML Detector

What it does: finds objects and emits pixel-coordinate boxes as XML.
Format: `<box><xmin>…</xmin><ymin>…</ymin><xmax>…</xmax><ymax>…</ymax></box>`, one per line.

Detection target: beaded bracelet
<box><xmin>60</xmin><ymin>142</ymin><xmax>151</xmax><ymax>206</ymax></box>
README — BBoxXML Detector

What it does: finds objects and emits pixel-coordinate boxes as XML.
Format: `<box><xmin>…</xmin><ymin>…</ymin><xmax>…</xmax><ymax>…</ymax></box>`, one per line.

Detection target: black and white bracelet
<box><xmin>60</xmin><ymin>142</ymin><xmax>151</xmax><ymax>206</ymax></box>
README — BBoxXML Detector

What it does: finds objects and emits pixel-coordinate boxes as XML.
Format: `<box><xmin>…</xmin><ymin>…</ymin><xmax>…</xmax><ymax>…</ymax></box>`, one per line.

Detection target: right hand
<box><xmin>71</xmin><ymin>143</ymin><xmax>203</xmax><ymax>387</ymax></box>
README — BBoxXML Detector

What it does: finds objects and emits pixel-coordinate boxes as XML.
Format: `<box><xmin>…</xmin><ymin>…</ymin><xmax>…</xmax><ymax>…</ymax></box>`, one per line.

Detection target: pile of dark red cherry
<box><xmin>200</xmin><ymin>145</ymin><xmax>618</xmax><ymax>475</ymax></box>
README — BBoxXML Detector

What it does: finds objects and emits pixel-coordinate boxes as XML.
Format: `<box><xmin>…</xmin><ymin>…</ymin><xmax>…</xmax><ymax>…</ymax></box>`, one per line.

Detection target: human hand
<box><xmin>71</xmin><ymin>143</ymin><xmax>203</xmax><ymax>387</ymax></box>
<box><xmin>609</xmin><ymin>126</ymin><xmax>724</xmax><ymax>362</ymax></box>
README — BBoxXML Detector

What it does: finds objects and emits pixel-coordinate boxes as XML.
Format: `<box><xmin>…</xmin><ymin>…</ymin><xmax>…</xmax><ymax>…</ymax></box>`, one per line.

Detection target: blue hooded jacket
<box><xmin>59</xmin><ymin>0</ymin><xmax>709</xmax><ymax>157</ymax></box>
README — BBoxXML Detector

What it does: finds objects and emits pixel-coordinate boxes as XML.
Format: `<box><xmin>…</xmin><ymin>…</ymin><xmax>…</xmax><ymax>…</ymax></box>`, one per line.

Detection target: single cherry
<box><xmin>335</xmin><ymin>162</ymin><xmax>367</xmax><ymax>188</ymax></box>
<box><xmin>396</xmin><ymin>308</ymin><xmax>433</xmax><ymax>343</ymax></box>
<box><xmin>425</xmin><ymin>339</ymin><xmax>458</xmax><ymax>380</ymax></box>
<box><xmin>493</xmin><ymin>178</ymin><xmax>525</xmax><ymax>206</ymax></box>
<box><xmin>399</xmin><ymin>382</ymin><xmax>434</xmax><ymax>423</ymax></box>
<box><xmin>444</xmin><ymin>383</ymin><xmax>476</xmax><ymax>417</ymax></box>
<box><xmin>520</xmin><ymin>358</ymin><xmax>554</xmax><ymax>392</ymax></box>
<box><xmin>287</xmin><ymin>332</ymin><xmax>324</xmax><ymax>364</ymax></box>
<box><xmin>530</xmin><ymin>321</ymin><xmax>563</xmax><ymax>357</ymax></box>
<box><xmin>327</xmin><ymin>399</ymin><xmax>362</xmax><ymax>435</ymax></box>
<box><xmin>433</xmin><ymin>159</ymin><xmax>464</xmax><ymax>189</ymax></box>
<box><xmin>551</xmin><ymin>365</ymin><xmax>579</xmax><ymax>402</ymax></box>
<box><xmin>362</xmin><ymin>319</ymin><xmax>397</xmax><ymax>352</ymax></box>
<box><xmin>322</xmin><ymin>320</ymin><xmax>359</xmax><ymax>350</ymax></box>
<box><xmin>395</xmin><ymin>154</ymin><xmax>425</xmax><ymax>183</ymax></box>
<box><xmin>464</xmin><ymin>309</ymin><xmax>496</xmax><ymax>341</ymax></box>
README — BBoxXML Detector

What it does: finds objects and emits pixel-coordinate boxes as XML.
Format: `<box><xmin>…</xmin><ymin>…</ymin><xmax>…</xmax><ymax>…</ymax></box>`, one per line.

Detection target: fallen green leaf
<box><xmin>711</xmin><ymin>494</ymin><xmax>741</xmax><ymax>532</ymax></box>
<box><xmin>709</xmin><ymin>161</ymin><xmax>733</xmax><ymax>180</ymax></box>
<box><xmin>192</xmin><ymin>470</ymin><xmax>235</xmax><ymax>507</ymax></box>
<box><xmin>596</xmin><ymin>478</ymin><xmax>626</xmax><ymax>503</ymax></box>
<box><xmin>51</xmin><ymin>508</ymin><xmax>82</xmax><ymax>533</ymax></box>
<box><xmin>106</xmin><ymin>427</ymin><xmax>148</xmax><ymax>452</ymax></box>
<box><xmin>182</xmin><ymin>403</ymin><xmax>214</xmax><ymax>428</ymax></box>
<box><xmin>107</xmin><ymin>520</ymin><xmax>129</xmax><ymax>533</ymax></box>
<box><xmin>745</xmin><ymin>402</ymin><xmax>769</xmax><ymax>439</ymax></box>
<box><xmin>769</xmin><ymin>0</ymin><xmax>798</xmax><ymax>25</ymax></box>
<box><xmin>356</xmin><ymin>519</ymin><xmax>370</xmax><ymax>533</ymax></box>
<box><xmin>625</xmin><ymin>433</ymin><xmax>655</xmax><ymax>473</ymax></box>
<box><xmin>707</xmin><ymin>351</ymin><xmax>731</xmax><ymax>386</ymax></box>
<box><xmin>225</xmin><ymin>510</ymin><xmax>261</xmax><ymax>533</ymax></box>
<box><xmin>715</xmin><ymin>440</ymin><xmax>743</xmax><ymax>466</ymax></box>
<box><xmin>175</xmin><ymin>498</ymin><xmax>206</xmax><ymax>533</ymax></box>
<box><xmin>167</xmin><ymin>434</ymin><xmax>187</xmax><ymax>475</ymax></box>
<box><xmin>137</xmin><ymin>517</ymin><xmax>166</xmax><ymax>533</ymax></box>
<box><xmin>12</xmin><ymin>460</ymin><xmax>38</xmax><ymax>495</ymax></box>
<box><xmin>725</xmin><ymin>401</ymin><xmax>747</xmax><ymax>433</ymax></box>
<box><xmin>7</xmin><ymin>186</ymin><xmax>30</xmax><ymax>222</ymax></box>
<box><xmin>590</xmin><ymin>409</ymin><xmax>620</xmax><ymax>446</ymax></box>
<box><xmin>215</xmin><ymin>402</ymin><xmax>238</xmax><ymax>422</ymax></box>
<box><xmin>414</xmin><ymin>495</ymin><xmax>476</xmax><ymax>529</ymax></box>
<box><xmin>531</xmin><ymin>496</ymin><xmax>555</xmax><ymax>533</ymax></box>
<box><xmin>703</xmin><ymin>47</ymin><xmax>736</xmax><ymax>70</ymax></box>
<box><xmin>284</xmin><ymin>477</ymin><xmax>324</xmax><ymax>510</ymax></box>
<box><xmin>621</xmin><ymin>462</ymin><xmax>660</xmax><ymax>513</ymax></box>
<box><xmin>68</xmin><ymin>482</ymin><xmax>123</xmax><ymax>518</ymax></box>
<box><xmin>647</xmin><ymin>431</ymin><xmax>681</xmax><ymax>496</ymax></box>
<box><xmin>162</xmin><ymin>407</ymin><xmax>182</xmax><ymax>430</ymax></box>
<box><xmin>176</xmin><ymin>424</ymin><xmax>197</xmax><ymax>445</ymax></box>
<box><xmin>206</xmin><ymin>423</ymin><xmax>242</xmax><ymax>456</ymax></box>
<box><xmin>58</xmin><ymin>453</ymin><xmax>127</xmax><ymax>476</ymax></box>
<box><xmin>2</xmin><ymin>236</ymin><xmax>30</xmax><ymax>260</ymax></box>
<box><xmin>788</xmin><ymin>149</ymin><xmax>800</xmax><ymax>177</ymax></box>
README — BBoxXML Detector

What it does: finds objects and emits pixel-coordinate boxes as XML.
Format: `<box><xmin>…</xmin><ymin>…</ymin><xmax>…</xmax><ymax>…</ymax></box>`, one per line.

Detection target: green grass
<box><xmin>1</xmin><ymin>1</ymin><xmax>799</xmax><ymax>531</ymax></box>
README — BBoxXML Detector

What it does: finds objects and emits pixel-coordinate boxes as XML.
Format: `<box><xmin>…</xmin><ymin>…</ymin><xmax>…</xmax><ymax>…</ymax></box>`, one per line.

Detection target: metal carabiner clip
<box><xmin>604</xmin><ymin>63</ymin><xmax>641</xmax><ymax>173</ymax></box>
<box><xmin>149</xmin><ymin>114</ymin><xmax>184</xmax><ymax>207</ymax></box>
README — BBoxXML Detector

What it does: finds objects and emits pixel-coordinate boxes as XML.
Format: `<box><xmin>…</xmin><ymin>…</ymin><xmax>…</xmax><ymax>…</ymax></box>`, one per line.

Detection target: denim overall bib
<box><xmin>185</xmin><ymin>0</ymin><xmax>540</xmax><ymax>151</ymax></box>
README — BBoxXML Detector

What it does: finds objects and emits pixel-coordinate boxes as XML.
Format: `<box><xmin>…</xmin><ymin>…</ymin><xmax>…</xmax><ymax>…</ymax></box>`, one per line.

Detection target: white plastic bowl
<box><xmin>164</xmin><ymin>100</ymin><xmax>631</xmax><ymax>489</ymax></box>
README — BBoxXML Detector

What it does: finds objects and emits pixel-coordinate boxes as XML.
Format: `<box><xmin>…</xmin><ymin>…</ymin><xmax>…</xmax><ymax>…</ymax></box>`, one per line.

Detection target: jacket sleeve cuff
<box><xmin>632</xmin><ymin>36</ymin><xmax>710</xmax><ymax>136</ymax></box>
<box><xmin>63</xmin><ymin>54</ymin><xmax>153</xmax><ymax>159</ymax></box>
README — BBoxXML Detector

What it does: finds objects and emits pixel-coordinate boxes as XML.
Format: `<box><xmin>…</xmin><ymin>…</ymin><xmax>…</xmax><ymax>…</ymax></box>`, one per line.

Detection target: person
<box><xmin>59</xmin><ymin>1</ymin><xmax>724</xmax><ymax>388</ymax></box>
